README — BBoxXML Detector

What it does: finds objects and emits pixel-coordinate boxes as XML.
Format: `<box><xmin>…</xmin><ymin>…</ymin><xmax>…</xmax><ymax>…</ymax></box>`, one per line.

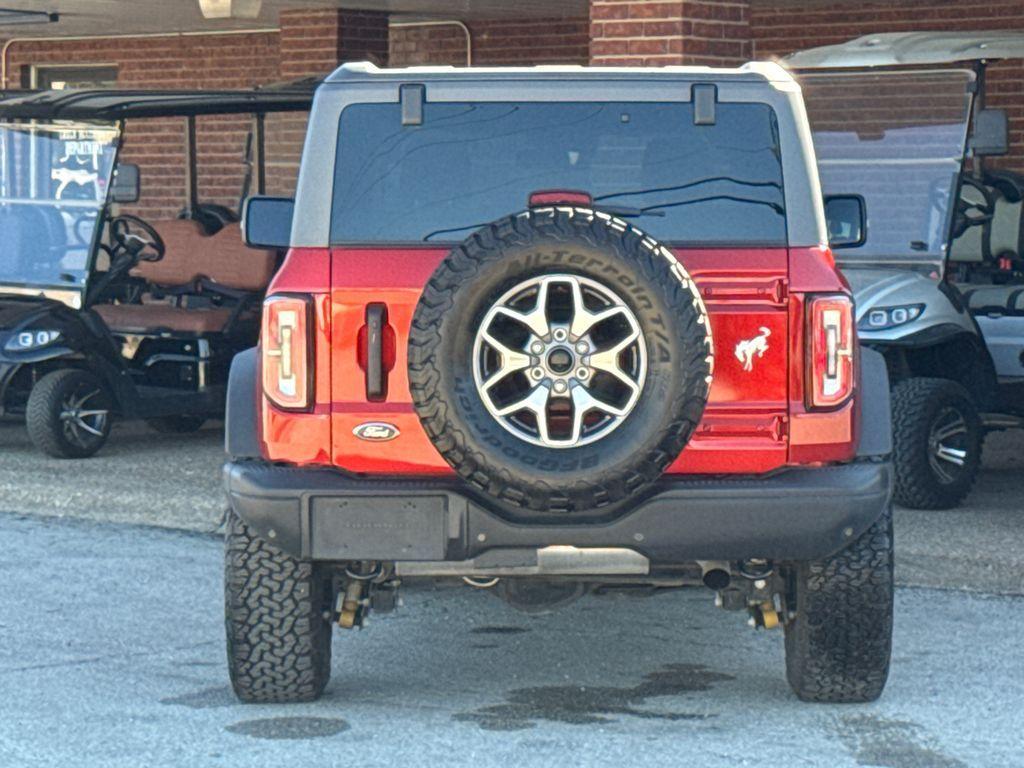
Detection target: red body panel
<box><xmin>261</xmin><ymin>244</ymin><xmax>856</xmax><ymax>473</ymax></box>
<box><xmin>260</xmin><ymin>248</ymin><xmax>332</xmax><ymax>465</ymax></box>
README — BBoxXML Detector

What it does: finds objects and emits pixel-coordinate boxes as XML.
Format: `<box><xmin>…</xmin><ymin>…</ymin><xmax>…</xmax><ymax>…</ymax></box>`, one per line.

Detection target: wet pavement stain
<box><xmin>834</xmin><ymin>714</ymin><xmax>966</xmax><ymax>768</ymax></box>
<box><xmin>453</xmin><ymin>663</ymin><xmax>731</xmax><ymax>731</ymax></box>
<box><xmin>160</xmin><ymin>686</ymin><xmax>237</xmax><ymax>710</ymax></box>
<box><xmin>225</xmin><ymin>717</ymin><xmax>350</xmax><ymax>741</ymax></box>
<box><xmin>470</xmin><ymin>626</ymin><xmax>530</xmax><ymax>635</ymax></box>
<box><xmin>471</xmin><ymin>643</ymin><xmax>500</xmax><ymax>649</ymax></box>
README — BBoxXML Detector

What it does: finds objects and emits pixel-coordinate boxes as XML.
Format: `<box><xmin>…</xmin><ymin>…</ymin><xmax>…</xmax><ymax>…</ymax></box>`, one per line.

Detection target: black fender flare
<box><xmin>225</xmin><ymin>347</ymin><xmax>261</xmax><ymax>459</ymax></box>
<box><xmin>857</xmin><ymin>346</ymin><xmax>892</xmax><ymax>459</ymax></box>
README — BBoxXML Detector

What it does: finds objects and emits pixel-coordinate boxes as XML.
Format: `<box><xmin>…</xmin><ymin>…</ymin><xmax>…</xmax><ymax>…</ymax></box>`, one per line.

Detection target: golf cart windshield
<box><xmin>799</xmin><ymin>70</ymin><xmax>973</xmax><ymax>269</ymax></box>
<box><xmin>0</xmin><ymin>121</ymin><xmax>118</xmax><ymax>303</ymax></box>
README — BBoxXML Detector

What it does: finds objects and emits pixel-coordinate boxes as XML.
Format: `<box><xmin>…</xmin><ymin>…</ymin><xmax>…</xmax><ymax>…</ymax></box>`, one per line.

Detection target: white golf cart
<box><xmin>787</xmin><ymin>32</ymin><xmax>1024</xmax><ymax>509</ymax></box>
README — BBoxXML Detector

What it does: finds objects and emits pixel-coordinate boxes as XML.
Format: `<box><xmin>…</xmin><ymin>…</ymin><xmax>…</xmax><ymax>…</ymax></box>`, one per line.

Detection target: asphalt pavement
<box><xmin>1</xmin><ymin>512</ymin><xmax>1021</xmax><ymax>768</ymax></box>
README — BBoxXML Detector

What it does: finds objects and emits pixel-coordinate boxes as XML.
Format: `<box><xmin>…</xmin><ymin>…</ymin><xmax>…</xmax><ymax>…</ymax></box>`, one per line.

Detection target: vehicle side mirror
<box><xmin>243</xmin><ymin>196</ymin><xmax>294</xmax><ymax>249</ymax></box>
<box><xmin>972</xmin><ymin>109</ymin><xmax>1009</xmax><ymax>157</ymax></box>
<box><xmin>824</xmin><ymin>195</ymin><xmax>866</xmax><ymax>249</ymax></box>
<box><xmin>110</xmin><ymin>163</ymin><xmax>140</xmax><ymax>204</ymax></box>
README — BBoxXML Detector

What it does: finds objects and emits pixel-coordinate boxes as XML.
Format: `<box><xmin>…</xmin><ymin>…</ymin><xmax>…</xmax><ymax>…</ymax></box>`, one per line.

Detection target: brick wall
<box><xmin>750</xmin><ymin>0</ymin><xmax>1024</xmax><ymax>173</ymax></box>
<box><xmin>279</xmin><ymin>8</ymin><xmax>388</xmax><ymax>79</ymax></box>
<box><xmin>390</xmin><ymin>18</ymin><xmax>590</xmax><ymax>66</ymax></box>
<box><xmin>590</xmin><ymin>1</ymin><xmax>752</xmax><ymax>66</ymax></box>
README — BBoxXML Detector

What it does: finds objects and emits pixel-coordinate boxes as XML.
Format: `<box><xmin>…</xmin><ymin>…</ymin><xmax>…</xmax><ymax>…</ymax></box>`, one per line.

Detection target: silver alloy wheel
<box><xmin>59</xmin><ymin>386</ymin><xmax>109</xmax><ymax>448</ymax></box>
<box><xmin>472</xmin><ymin>273</ymin><xmax>646</xmax><ymax>448</ymax></box>
<box><xmin>927</xmin><ymin>406</ymin><xmax>968</xmax><ymax>484</ymax></box>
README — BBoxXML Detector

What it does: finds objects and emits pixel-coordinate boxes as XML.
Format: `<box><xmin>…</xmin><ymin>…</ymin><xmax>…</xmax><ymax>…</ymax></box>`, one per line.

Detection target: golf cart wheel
<box><xmin>26</xmin><ymin>369</ymin><xmax>113</xmax><ymax>459</ymax></box>
<box><xmin>224</xmin><ymin>511</ymin><xmax>333</xmax><ymax>703</ymax></box>
<box><xmin>891</xmin><ymin>378</ymin><xmax>982</xmax><ymax>510</ymax></box>
<box><xmin>783</xmin><ymin>505</ymin><xmax>894</xmax><ymax>703</ymax></box>
<box><xmin>408</xmin><ymin>206</ymin><xmax>713</xmax><ymax>519</ymax></box>
<box><xmin>146</xmin><ymin>416</ymin><xmax>206</xmax><ymax>434</ymax></box>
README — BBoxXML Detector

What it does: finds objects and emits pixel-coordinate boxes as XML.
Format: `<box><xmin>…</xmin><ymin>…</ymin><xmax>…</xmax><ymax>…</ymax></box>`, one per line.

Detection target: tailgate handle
<box><xmin>364</xmin><ymin>303</ymin><xmax>388</xmax><ymax>401</ymax></box>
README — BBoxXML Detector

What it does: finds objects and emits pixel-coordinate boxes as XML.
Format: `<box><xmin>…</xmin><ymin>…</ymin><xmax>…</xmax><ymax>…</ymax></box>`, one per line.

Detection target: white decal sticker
<box><xmin>734</xmin><ymin>327</ymin><xmax>771</xmax><ymax>372</ymax></box>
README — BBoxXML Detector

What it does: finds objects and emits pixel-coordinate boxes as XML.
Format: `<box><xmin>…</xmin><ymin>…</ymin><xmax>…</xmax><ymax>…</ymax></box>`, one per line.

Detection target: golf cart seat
<box><xmin>94</xmin><ymin>303</ymin><xmax>236</xmax><ymax>334</ymax></box>
<box><xmin>132</xmin><ymin>220</ymin><xmax>277</xmax><ymax>292</ymax></box>
<box><xmin>949</xmin><ymin>174</ymin><xmax>1024</xmax><ymax>265</ymax></box>
<box><xmin>949</xmin><ymin>181</ymin><xmax>994</xmax><ymax>264</ymax></box>
<box><xmin>96</xmin><ymin>220</ymin><xmax>277</xmax><ymax>335</ymax></box>
<box><xmin>987</xmin><ymin>171</ymin><xmax>1024</xmax><ymax>261</ymax></box>
<box><xmin>960</xmin><ymin>286</ymin><xmax>1024</xmax><ymax>317</ymax></box>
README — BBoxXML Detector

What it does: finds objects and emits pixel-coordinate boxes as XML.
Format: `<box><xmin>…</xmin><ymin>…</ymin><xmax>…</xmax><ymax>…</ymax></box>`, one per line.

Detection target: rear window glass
<box><xmin>330</xmin><ymin>101</ymin><xmax>786</xmax><ymax>245</ymax></box>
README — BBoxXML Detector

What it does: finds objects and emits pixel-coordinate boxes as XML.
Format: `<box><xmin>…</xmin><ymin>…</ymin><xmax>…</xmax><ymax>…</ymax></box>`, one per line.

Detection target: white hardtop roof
<box><xmin>325</xmin><ymin>60</ymin><xmax>795</xmax><ymax>86</ymax></box>
<box><xmin>784</xmin><ymin>31</ymin><xmax>1024</xmax><ymax>69</ymax></box>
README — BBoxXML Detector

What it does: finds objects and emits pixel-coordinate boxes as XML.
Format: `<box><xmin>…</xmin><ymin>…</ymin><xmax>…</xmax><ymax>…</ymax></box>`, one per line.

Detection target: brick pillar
<box><xmin>279</xmin><ymin>8</ymin><xmax>389</xmax><ymax>80</ymax></box>
<box><xmin>590</xmin><ymin>1</ymin><xmax>752</xmax><ymax>67</ymax></box>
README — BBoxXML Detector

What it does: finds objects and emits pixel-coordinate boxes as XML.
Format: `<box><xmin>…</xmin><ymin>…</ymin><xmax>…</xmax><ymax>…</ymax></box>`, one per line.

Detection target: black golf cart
<box><xmin>0</xmin><ymin>87</ymin><xmax>311</xmax><ymax>457</ymax></box>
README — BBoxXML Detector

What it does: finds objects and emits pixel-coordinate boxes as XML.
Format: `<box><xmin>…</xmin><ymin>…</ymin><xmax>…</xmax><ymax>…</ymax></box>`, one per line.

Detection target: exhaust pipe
<box><xmin>699</xmin><ymin>560</ymin><xmax>731</xmax><ymax>591</ymax></box>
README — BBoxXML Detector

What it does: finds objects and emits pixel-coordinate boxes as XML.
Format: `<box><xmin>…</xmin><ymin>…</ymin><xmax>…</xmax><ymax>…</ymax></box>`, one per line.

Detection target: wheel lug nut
<box><xmin>575</xmin><ymin>341</ymin><xmax>589</xmax><ymax>354</ymax></box>
<box><xmin>531</xmin><ymin>368</ymin><xmax>544</xmax><ymax>380</ymax></box>
<box><xmin>553</xmin><ymin>329</ymin><xmax>567</xmax><ymax>342</ymax></box>
<box><xmin>553</xmin><ymin>380</ymin><xmax>568</xmax><ymax>393</ymax></box>
<box><xmin>530</xmin><ymin>341</ymin><xmax>545</xmax><ymax>355</ymax></box>
<box><xmin>576</xmin><ymin>368</ymin><xmax>589</xmax><ymax>380</ymax></box>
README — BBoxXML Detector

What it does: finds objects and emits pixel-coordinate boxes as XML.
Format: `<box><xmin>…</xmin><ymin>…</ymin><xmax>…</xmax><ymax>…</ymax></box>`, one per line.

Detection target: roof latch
<box><xmin>692</xmin><ymin>83</ymin><xmax>717</xmax><ymax>126</ymax></box>
<box><xmin>401</xmin><ymin>83</ymin><xmax>425</xmax><ymax>126</ymax></box>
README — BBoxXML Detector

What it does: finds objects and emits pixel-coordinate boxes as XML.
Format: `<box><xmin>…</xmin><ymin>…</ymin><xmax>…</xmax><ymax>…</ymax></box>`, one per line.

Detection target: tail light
<box><xmin>807</xmin><ymin>294</ymin><xmax>855</xmax><ymax>409</ymax></box>
<box><xmin>262</xmin><ymin>294</ymin><xmax>311</xmax><ymax>410</ymax></box>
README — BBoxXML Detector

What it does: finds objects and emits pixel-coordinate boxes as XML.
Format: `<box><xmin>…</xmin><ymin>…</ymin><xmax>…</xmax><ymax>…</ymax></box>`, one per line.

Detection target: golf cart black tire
<box><xmin>146</xmin><ymin>416</ymin><xmax>206</xmax><ymax>434</ymax></box>
<box><xmin>224</xmin><ymin>511</ymin><xmax>332</xmax><ymax>703</ymax></box>
<box><xmin>26</xmin><ymin>368</ymin><xmax>112</xmax><ymax>459</ymax></box>
<box><xmin>408</xmin><ymin>206</ymin><xmax>713</xmax><ymax>519</ymax></box>
<box><xmin>784</xmin><ymin>504</ymin><xmax>894</xmax><ymax>703</ymax></box>
<box><xmin>891</xmin><ymin>377</ymin><xmax>982</xmax><ymax>510</ymax></box>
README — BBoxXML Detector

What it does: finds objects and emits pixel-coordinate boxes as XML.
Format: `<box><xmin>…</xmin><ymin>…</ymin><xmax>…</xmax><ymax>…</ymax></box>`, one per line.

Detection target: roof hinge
<box><xmin>401</xmin><ymin>84</ymin><xmax>424</xmax><ymax>126</ymax></box>
<box><xmin>692</xmin><ymin>83</ymin><xmax>717</xmax><ymax>126</ymax></box>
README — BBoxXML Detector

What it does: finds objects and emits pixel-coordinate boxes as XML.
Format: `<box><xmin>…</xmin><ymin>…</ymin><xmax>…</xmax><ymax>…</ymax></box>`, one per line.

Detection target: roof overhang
<box><xmin>0</xmin><ymin>86</ymin><xmax>315</xmax><ymax>121</ymax></box>
<box><xmin>783</xmin><ymin>31</ymin><xmax>1024</xmax><ymax>70</ymax></box>
<box><xmin>0</xmin><ymin>0</ymin><xmax>586</xmax><ymax>38</ymax></box>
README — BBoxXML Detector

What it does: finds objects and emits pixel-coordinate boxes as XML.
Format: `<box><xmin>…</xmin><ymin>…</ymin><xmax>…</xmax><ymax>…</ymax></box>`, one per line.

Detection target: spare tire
<box><xmin>408</xmin><ymin>206</ymin><xmax>713</xmax><ymax>519</ymax></box>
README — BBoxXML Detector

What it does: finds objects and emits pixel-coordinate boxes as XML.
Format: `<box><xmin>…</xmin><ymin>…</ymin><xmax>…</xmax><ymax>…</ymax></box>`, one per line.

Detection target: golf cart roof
<box><xmin>0</xmin><ymin>83</ymin><xmax>316</xmax><ymax>121</ymax></box>
<box><xmin>784</xmin><ymin>31</ymin><xmax>1024</xmax><ymax>69</ymax></box>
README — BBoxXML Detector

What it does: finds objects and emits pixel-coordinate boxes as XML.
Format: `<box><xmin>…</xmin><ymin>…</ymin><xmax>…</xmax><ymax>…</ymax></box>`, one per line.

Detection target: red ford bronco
<box><xmin>224</xmin><ymin>62</ymin><xmax>895</xmax><ymax>704</ymax></box>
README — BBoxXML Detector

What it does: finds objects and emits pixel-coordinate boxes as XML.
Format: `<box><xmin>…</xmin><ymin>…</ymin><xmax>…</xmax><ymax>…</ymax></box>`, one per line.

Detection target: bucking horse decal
<box><xmin>734</xmin><ymin>327</ymin><xmax>771</xmax><ymax>372</ymax></box>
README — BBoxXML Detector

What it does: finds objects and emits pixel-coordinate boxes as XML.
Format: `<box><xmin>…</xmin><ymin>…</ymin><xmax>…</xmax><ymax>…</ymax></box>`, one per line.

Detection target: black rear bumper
<box><xmin>224</xmin><ymin>458</ymin><xmax>892</xmax><ymax>565</ymax></box>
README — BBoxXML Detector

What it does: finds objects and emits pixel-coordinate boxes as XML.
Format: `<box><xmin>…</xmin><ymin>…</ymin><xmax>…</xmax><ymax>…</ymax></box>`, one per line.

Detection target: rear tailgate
<box><xmin>329</xmin><ymin>246</ymin><xmax>790</xmax><ymax>475</ymax></box>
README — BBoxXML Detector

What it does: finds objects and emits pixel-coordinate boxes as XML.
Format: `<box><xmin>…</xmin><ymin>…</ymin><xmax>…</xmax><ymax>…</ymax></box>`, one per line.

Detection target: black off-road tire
<box><xmin>146</xmin><ymin>415</ymin><xmax>207</xmax><ymax>434</ymax></box>
<box><xmin>408</xmin><ymin>206</ymin><xmax>713</xmax><ymax>519</ymax></box>
<box><xmin>783</xmin><ymin>505</ymin><xmax>894</xmax><ymax>703</ymax></box>
<box><xmin>26</xmin><ymin>368</ymin><xmax>113</xmax><ymax>458</ymax></box>
<box><xmin>224</xmin><ymin>511</ymin><xmax>333</xmax><ymax>703</ymax></box>
<box><xmin>891</xmin><ymin>377</ymin><xmax>981</xmax><ymax>510</ymax></box>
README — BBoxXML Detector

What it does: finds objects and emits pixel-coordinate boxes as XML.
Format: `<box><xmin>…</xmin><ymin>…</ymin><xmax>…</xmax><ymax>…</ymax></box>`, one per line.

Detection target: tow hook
<box><xmin>337</xmin><ymin>580</ymin><xmax>366</xmax><ymax>629</ymax></box>
<box><xmin>748</xmin><ymin>600</ymin><xmax>780</xmax><ymax>630</ymax></box>
<box><xmin>335</xmin><ymin>573</ymin><xmax>402</xmax><ymax>629</ymax></box>
<box><xmin>734</xmin><ymin>558</ymin><xmax>777</xmax><ymax>629</ymax></box>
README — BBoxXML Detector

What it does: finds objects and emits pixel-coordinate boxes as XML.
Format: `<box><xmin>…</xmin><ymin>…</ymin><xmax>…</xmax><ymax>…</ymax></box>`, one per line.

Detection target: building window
<box><xmin>31</xmin><ymin>65</ymin><xmax>118</xmax><ymax>89</ymax></box>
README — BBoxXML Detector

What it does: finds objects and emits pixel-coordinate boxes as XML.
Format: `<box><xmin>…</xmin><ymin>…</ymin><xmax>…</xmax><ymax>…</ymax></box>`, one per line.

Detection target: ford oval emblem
<box><xmin>353</xmin><ymin>422</ymin><xmax>400</xmax><ymax>442</ymax></box>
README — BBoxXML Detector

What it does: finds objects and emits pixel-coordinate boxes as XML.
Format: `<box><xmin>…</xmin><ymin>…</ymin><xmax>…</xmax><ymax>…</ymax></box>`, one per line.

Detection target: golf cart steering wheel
<box><xmin>953</xmin><ymin>177</ymin><xmax>996</xmax><ymax>239</ymax></box>
<box><xmin>111</xmin><ymin>215</ymin><xmax>166</xmax><ymax>263</ymax></box>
